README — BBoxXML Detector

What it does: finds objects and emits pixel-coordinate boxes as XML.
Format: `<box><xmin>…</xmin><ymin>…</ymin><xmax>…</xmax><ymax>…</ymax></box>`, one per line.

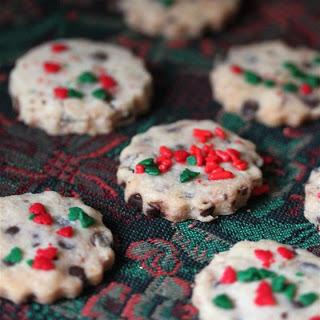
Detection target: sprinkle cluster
<box><xmin>135</xmin><ymin>127</ymin><xmax>250</xmax><ymax>183</ymax></box>
<box><xmin>43</xmin><ymin>42</ymin><xmax>118</xmax><ymax>102</ymax></box>
<box><xmin>230</xmin><ymin>55</ymin><xmax>320</xmax><ymax>95</ymax></box>
<box><xmin>2</xmin><ymin>202</ymin><xmax>95</xmax><ymax>271</ymax></box>
<box><xmin>212</xmin><ymin>246</ymin><xmax>319</xmax><ymax>312</ymax></box>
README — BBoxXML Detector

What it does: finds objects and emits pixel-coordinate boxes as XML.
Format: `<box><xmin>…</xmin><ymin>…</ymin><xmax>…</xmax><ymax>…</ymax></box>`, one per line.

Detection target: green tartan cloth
<box><xmin>0</xmin><ymin>0</ymin><xmax>319</xmax><ymax>319</ymax></box>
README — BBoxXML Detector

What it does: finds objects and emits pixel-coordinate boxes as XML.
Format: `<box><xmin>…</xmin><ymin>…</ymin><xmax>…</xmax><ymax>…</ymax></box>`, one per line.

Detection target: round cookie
<box><xmin>305</xmin><ymin>168</ymin><xmax>320</xmax><ymax>232</ymax></box>
<box><xmin>0</xmin><ymin>191</ymin><xmax>115</xmax><ymax>304</ymax></box>
<box><xmin>9</xmin><ymin>39</ymin><xmax>152</xmax><ymax>135</ymax></box>
<box><xmin>119</xmin><ymin>0</ymin><xmax>240</xmax><ymax>39</ymax></box>
<box><xmin>117</xmin><ymin>120</ymin><xmax>263</xmax><ymax>222</ymax></box>
<box><xmin>192</xmin><ymin>240</ymin><xmax>320</xmax><ymax>320</ymax></box>
<box><xmin>211</xmin><ymin>41</ymin><xmax>320</xmax><ymax>127</ymax></box>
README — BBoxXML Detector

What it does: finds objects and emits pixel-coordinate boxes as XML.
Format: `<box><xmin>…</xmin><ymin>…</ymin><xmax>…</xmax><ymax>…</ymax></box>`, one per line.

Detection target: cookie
<box><xmin>117</xmin><ymin>120</ymin><xmax>263</xmax><ymax>222</ymax></box>
<box><xmin>9</xmin><ymin>39</ymin><xmax>152</xmax><ymax>135</ymax></box>
<box><xmin>305</xmin><ymin>168</ymin><xmax>320</xmax><ymax>232</ymax></box>
<box><xmin>211</xmin><ymin>41</ymin><xmax>320</xmax><ymax>127</ymax></box>
<box><xmin>192</xmin><ymin>240</ymin><xmax>320</xmax><ymax>320</ymax></box>
<box><xmin>0</xmin><ymin>191</ymin><xmax>115</xmax><ymax>304</ymax></box>
<box><xmin>119</xmin><ymin>0</ymin><xmax>240</xmax><ymax>39</ymax></box>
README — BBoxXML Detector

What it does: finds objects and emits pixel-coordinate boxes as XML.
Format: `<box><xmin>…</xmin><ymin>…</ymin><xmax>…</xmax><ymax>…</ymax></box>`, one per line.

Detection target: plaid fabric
<box><xmin>0</xmin><ymin>1</ymin><xmax>320</xmax><ymax>319</ymax></box>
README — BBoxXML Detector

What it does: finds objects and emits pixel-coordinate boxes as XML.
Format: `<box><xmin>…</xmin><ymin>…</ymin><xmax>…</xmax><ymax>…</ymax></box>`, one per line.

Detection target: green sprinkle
<box><xmin>305</xmin><ymin>75</ymin><xmax>320</xmax><ymax>88</ymax></box>
<box><xmin>291</xmin><ymin>68</ymin><xmax>306</xmax><ymax>79</ymax></box>
<box><xmin>212</xmin><ymin>294</ymin><xmax>234</xmax><ymax>310</ymax></box>
<box><xmin>258</xmin><ymin>268</ymin><xmax>276</xmax><ymax>279</ymax></box>
<box><xmin>271</xmin><ymin>275</ymin><xmax>287</xmax><ymax>292</ymax></box>
<box><xmin>297</xmin><ymin>292</ymin><xmax>318</xmax><ymax>306</ymax></box>
<box><xmin>282</xmin><ymin>82</ymin><xmax>298</xmax><ymax>93</ymax></box>
<box><xmin>179</xmin><ymin>169</ymin><xmax>200</xmax><ymax>183</ymax></box>
<box><xmin>263</xmin><ymin>79</ymin><xmax>276</xmax><ymax>88</ymax></box>
<box><xmin>78</xmin><ymin>71</ymin><xmax>97</xmax><ymax>84</ymax></box>
<box><xmin>159</xmin><ymin>0</ymin><xmax>175</xmax><ymax>6</ymax></box>
<box><xmin>145</xmin><ymin>166</ymin><xmax>160</xmax><ymax>176</ymax></box>
<box><xmin>237</xmin><ymin>267</ymin><xmax>261</xmax><ymax>282</ymax></box>
<box><xmin>283</xmin><ymin>61</ymin><xmax>298</xmax><ymax>71</ymax></box>
<box><xmin>3</xmin><ymin>247</ymin><xmax>23</xmax><ymax>264</ymax></box>
<box><xmin>295</xmin><ymin>272</ymin><xmax>304</xmax><ymax>277</ymax></box>
<box><xmin>28</xmin><ymin>214</ymin><xmax>35</xmax><ymax>220</ymax></box>
<box><xmin>79</xmin><ymin>211</ymin><xmax>95</xmax><ymax>228</ymax></box>
<box><xmin>26</xmin><ymin>259</ymin><xmax>33</xmax><ymax>267</ymax></box>
<box><xmin>244</xmin><ymin>71</ymin><xmax>262</xmax><ymax>85</ymax></box>
<box><xmin>68</xmin><ymin>88</ymin><xmax>84</xmax><ymax>99</ymax></box>
<box><xmin>92</xmin><ymin>88</ymin><xmax>112</xmax><ymax>101</ymax></box>
<box><xmin>139</xmin><ymin>158</ymin><xmax>155</xmax><ymax>166</ymax></box>
<box><xmin>68</xmin><ymin>207</ymin><xmax>83</xmax><ymax>221</ymax></box>
<box><xmin>314</xmin><ymin>56</ymin><xmax>320</xmax><ymax>64</ymax></box>
<box><xmin>187</xmin><ymin>155</ymin><xmax>197</xmax><ymax>166</ymax></box>
<box><xmin>284</xmin><ymin>283</ymin><xmax>297</xmax><ymax>301</ymax></box>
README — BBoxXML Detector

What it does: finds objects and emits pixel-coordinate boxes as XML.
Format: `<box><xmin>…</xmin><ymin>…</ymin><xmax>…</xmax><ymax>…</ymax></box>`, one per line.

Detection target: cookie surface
<box><xmin>192</xmin><ymin>240</ymin><xmax>320</xmax><ymax>320</ymax></box>
<box><xmin>120</xmin><ymin>0</ymin><xmax>240</xmax><ymax>39</ymax></box>
<box><xmin>0</xmin><ymin>191</ymin><xmax>114</xmax><ymax>304</ymax></box>
<box><xmin>9</xmin><ymin>39</ymin><xmax>152</xmax><ymax>135</ymax></box>
<box><xmin>211</xmin><ymin>41</ymin><xmax>320</xmax><ymax>127</ymax></box>
<box><xmin>117</xmin><ymin>120</ymin><xmax>263</xmax><ymax>222</ymax></box>
<box><xmin>305</xmin><ymin>168</ymin><xmax>320</xmax><ymax>232</ymax></box>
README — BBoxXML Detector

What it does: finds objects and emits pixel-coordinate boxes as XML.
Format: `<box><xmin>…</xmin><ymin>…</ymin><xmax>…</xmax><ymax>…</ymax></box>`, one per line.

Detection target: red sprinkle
<box><xmin>214</xmin><ymin>127</ymin><xmax>226</xmax><ymax>140</ymax></box>
<box><xmin>135</xmin><ymin>164</ymin><xmax>145</xmax><ymax>174</ymax></box>
<box><xmin>309</xmin><ymin>317</ymin><xmax>320</xmax><ymax>320</ymax></box>
<box><xmin>56</xmin><ymin>226</ymin><xmax>74</xmax><ymax>238</ymax></box>
<box><xmin>226</xmin><ymin>148</ymin><xmax>240</xmax><ymax>161</ymax></box>
<box><xmin>202</xmin><ymin>144</ymin><xmax>214</xmax><ymax>155</ymax></box>
<box><xmin>205</xmin><ymin>162</ymin><xmax>219</xmax><ymax>173</ymax></box>
<box><xmin>100</xmin><ymin>74</ymin><xmax>117</xmax><ymax>90</ymax></box>
<box><xmin>220</xmin><ymin>266</ymin><xmax>237</xmax><ymax>284</ymax></box>
<box><xmin>33</xmin><ymin>212</ymin><xmax>53</xmax><ymax>225</ymax></box>
<box><xmin>254</xmin><ymin>249</ymin><xmax>274</xmax><ymax>268</ymax></box>
<box><xmin>190</xmin><ymin>145</ymin><xmax>202</xmax><ymax>156</ymax></box>
<box><xmin>159</xmin><ymin>146</ymin><xmax>173</xmax><ymax>158</ymax></box>
<box><xmin>254</xmin><ymin>281</ymin><xmax>277</xmax><ymax>306</ymax></box>
<box><xmin>208</xmin><ymin>170</ymin><xmax>234</xmax><ymax>180</ymax></box>
<box><xmin>51</xmin><ymin>43</ymin><xmax>69</xmax><ymax>53</ymax></box>
<box><xmin>29</xmin><ymin>203</ymin><xmax>46</xmax><ymax>215</ymax></box>
<box><xmin>174</xmin><ymin>150</ymin><xmax>189</xmax><ymax>163</ymax></box>
<box><xmin>193</xmin><ymin>128</ymin><xmax>213</xmax><ymax>143</ymax></box>
<box><xmin>277</xmin><ymin>247</ymin><xmax>295</xmax><ymax>260</ymax></box>
<box><xmin>252</xmin><ymin>184</ymin><xmax>270</xmax><ymax>196</ymax></box>
<box><xmin>54</xmin><ymin>87</ymin><xmax>68</xmax><ymax>99</ymax></box>
<box><xmin>299</xmin><ymin>83</ymin><xmax>312</xmax><ymax>95</ymax></box>
<box><xmin>43</xmin><ymin>61</ymin><xmax>61</xmax><ymax>73</ymax></box>
<box><xmin>216</xmin><ymin>150</ymin><xmax>231</xmax><ymax>162</ymax></box>
<box><xmin>233</xmin><ymin>159</ymin><xmax>248</xmax><ymax>171</ymax></box>
<box><xmin>195</xmin><ymin>153</ymin><xmax>204</xmax><ymax>166</ymax></box>
<box><xmin>36</xmin><ymin>246</ymin><xmax>58</xmax><ymax>260</ymax></box>
<box><xmin>32</xmin><ymin>256</ymin><xmax>55</xmax><ymax>271</ymax></box>
<box><xmin>230</xmin><ymin>64</ymin><xmax>243</xmax><ymax>74</ymax></box>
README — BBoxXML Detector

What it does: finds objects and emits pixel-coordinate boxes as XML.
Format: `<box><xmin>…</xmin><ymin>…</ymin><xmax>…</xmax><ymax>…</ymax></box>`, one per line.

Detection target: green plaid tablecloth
<box><xmin>0</xmin><ymin>1</ymin><xmax>319</xmax><ymax>319</ymax></box>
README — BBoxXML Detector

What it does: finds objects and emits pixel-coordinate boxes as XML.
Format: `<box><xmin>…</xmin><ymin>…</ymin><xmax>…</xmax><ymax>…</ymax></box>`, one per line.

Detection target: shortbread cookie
<box><xmin>0</xmin><ymin>191</ymin><xmax>114</xmax><ymax>304</ymax></box>
<box><xmin>9</xmin><ymin>39</ymin><xmax>152</xmax><ymax>135</ymax></box>
<box><xmin>211</xmin><ymin>41</ymin><xmax>320</xmax><ymax>127</ymax></box>
<box><xmin>117</xmin><ymin>120</ymin><xmax>263</xmax><ymax>222</ymax></box>
<box><xmin>192</xmin><ymin>240</ymin><xmax>320</xmax><ymax>320</ymax></box>
<box><xmin>305</xmin><ymin>168</ymin><xmax>320</xmax><ymax>231</ymax></box>
<box><xmin>120</xmin><ymin>0</ymin><xmax>240</xmax><ymax>39</ymax></box>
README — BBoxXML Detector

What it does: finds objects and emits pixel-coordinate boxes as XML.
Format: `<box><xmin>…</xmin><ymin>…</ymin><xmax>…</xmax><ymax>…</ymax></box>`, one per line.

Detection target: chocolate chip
<box><xmin>58</xmin><ymin>240</ymin><xmax>75</xmax><ymax>250</ymax></box>
<box><xmin>281</xmin><ymin>312</ymin><xmax>288</xmax><ymax>319</ymax></box>
<box><xmin>5</xmin><ymin>226</ymin><xmax>20</xmax><ymax>235</ymax></box>
<box><xmin>32</xmin><ymin>242</ymin><xmax>40</xmax><ymax>248</ymax></box>
<box><xmin>69</xmin><ymin>266</ymin><xmax>88</xmax><ymax>285</ymax></box>
<box><xmin>146</xmin><ymin>202</ymin><xmax>164</xmax><ymax>218</ymax></box>
<box><xmin>128</xmin><ymin>194</ymin><xmax>143</xmax><ymax>211</ymax></box>
<box><xmin>200</xmin><ymin>206</ymin><xmax>215</xmax><ymax>217</ymax></box>
<box><xmin>90</xmin><ymin>232</ymin><xmax>111</xmax><ymax>248</ymax></box>
<box><xmin>55</xmin><ymin>217</ymin><xmax>71</xmax><ymax>227</ymax></box>
<box><xmin>223</xmin><ymin>194</ymin><xmax>228</xmax><ymax>200</ymax></box>
<box><xmin>3</xmin><ymin>260</ymin><xmax>14</xmax><ymax>267</ymax></box>
<box><xmin>90</xmin><ymin>51</ymin><xmax>108</xmax><ymax>61</ymax></box>
<box><xmin>238</xmin><ymin>186</ymin><xmax>248</xmax><ymax>196</ymax></box>
<box><xmin>241</xmin><ymin>100</ymin><xmax>259</xmax><ymax>120</ymax></box>
<box><xmin>300</xmin><ymin>262</ymin><xmax>320</xmax><ymax>273</ymax></box>
<box><xmin>301</xmin><ymin>96</ymin><xmax>319</xmax><ymax>109</ymax></box>
<box><xmin>292</xmin><ymin>301</ymin><xmax>304</xmax><ymax>308</ymax></box>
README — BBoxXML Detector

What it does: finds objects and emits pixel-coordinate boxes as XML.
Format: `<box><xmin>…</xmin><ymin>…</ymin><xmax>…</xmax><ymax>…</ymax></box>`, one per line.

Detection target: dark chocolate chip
<box><xmin>223</xmin><ymin>194</ymin><xmax>228</xmax><ymax>200</ymax></box>
<box><xmin>128</xmin><ymin>194</ymin><xmax>143</xmax><ymax>211</ymax></box>
<box><xmin>58</xmin><ymin>240</ymin><xmax>75</xmax><ymax>250</ymax></box>
<box><xmin>238</xmin><ymin>186</ymin><xmax>248</xmax><ymax>196</ymax></box>
<box><xmin>146</xmin><ymin>202</ymin><xmax>164</xmax><ymax>218</ymax></box>
<box><xmin>90</xmin><ymin>51</ymin><xmax>108</xmax><ymax>61</ymax></box>
<box><xmin>55</xmin><ymin>217</ymin><xmax>71</xmax><ymax>227</ymax></box>
<box><xmin>292</xmin><ymin>301</ymin><xmax>304</xmax><ymax>308</ymax></box>
<box><xmin>69</xmin><ymin>266</ymin><xmax>88</xmax><ymax>285</ymax></box>
<box><xmin>200</xmin><ymin>206</ymin><xmax>215</xmax><ymax>217</ymax></box>
<box><xmin>281</xmin><ymin>312</ymin><xmax>288</xmax><ymax>319</ymax></box>
<box><xmin>301</xmin><ymin>96</ymin><xmax>320</xmax><ymax>109</ymax></box>
<box><xmin>32</xmin><ymin>242</ymin><xmax>40</xmax><ymax>248</ymax></box>
<box><xmin>3</xmin><ymin>260</ymin><xmax>14</xmax><ymax>267</ymax></box>
<box><xmin>5</xmin><ymin>226</ymin><xmax>20</xmax><ymax>235</ymax></box>
<box><xmin>241</xmin><ymin>100</ymin><xmax>259</xmax><ymax>120</ymax></box>
<box><xmin>90</xmin><ymin>232</ymin><xmax>111</xmax><ymax>248</ymax></box>
<box><xmin>300</xmin><ymin>262</ymin><xmax>320</xmax><ymax>273</ymax></box>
